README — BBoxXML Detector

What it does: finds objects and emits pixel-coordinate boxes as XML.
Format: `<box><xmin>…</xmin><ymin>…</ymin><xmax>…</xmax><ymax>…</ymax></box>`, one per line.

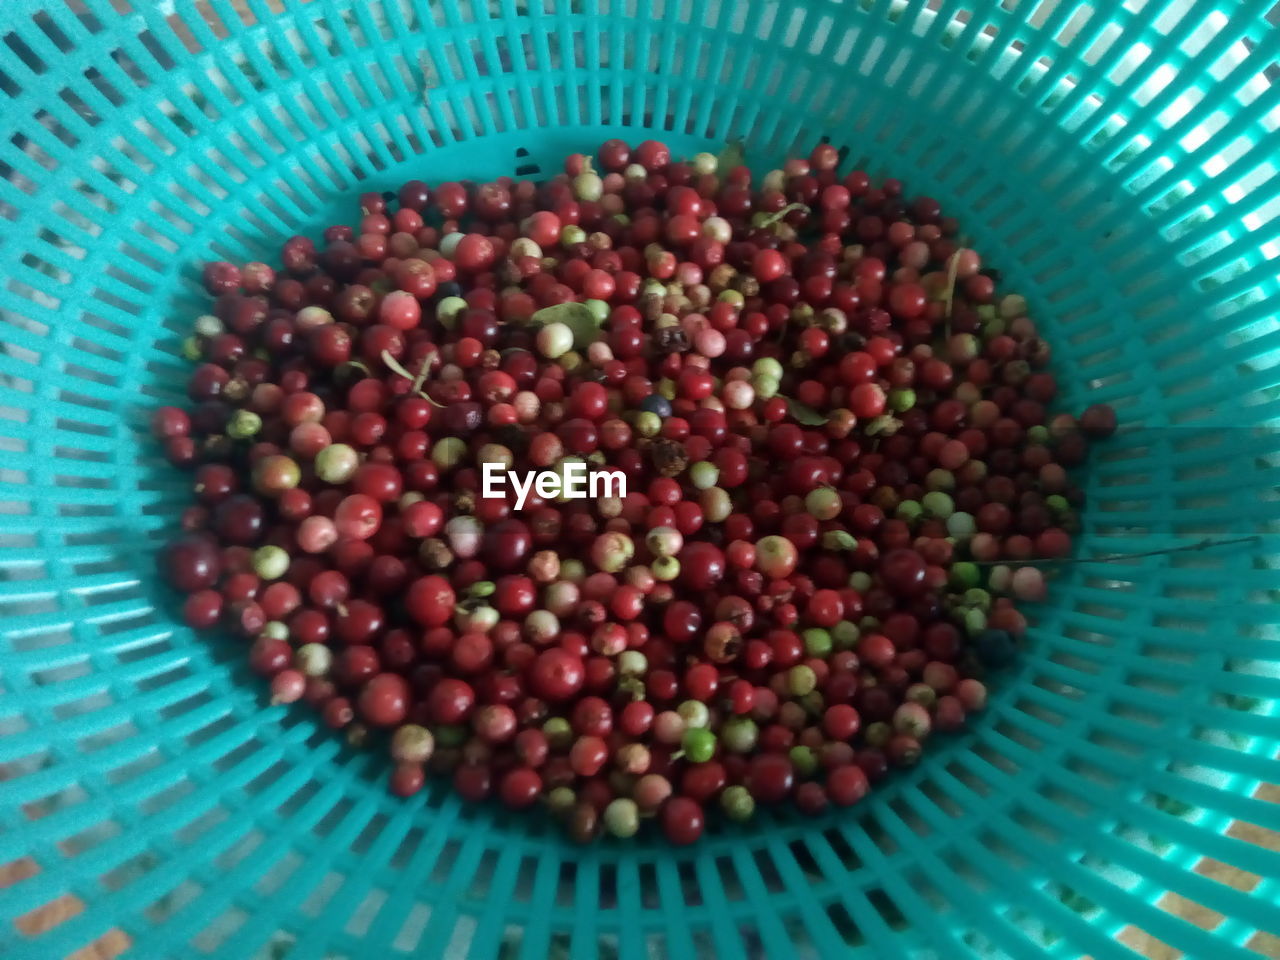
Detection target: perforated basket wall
<box><xmin>2</xmin><ymin>0</ymin><xmax>1279</xmax><ymax>957</ymax></box>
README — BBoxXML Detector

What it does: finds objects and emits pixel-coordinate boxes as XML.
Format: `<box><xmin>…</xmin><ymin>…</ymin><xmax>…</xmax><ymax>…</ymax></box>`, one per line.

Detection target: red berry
<box><xmin>359</xmin><ymin>673</ymin><xmax>410</xmax><ymax>727</ymax></box>
<box><xmin>661</xmin><ymin>796</ymin><xmax>705</xmax><ymax>845</ymax></box>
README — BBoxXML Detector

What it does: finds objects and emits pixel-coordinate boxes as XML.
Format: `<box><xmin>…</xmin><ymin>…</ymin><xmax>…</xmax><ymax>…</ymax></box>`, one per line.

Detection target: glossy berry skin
<box><xmin>826</xmin><ymin>765</ymin><xmax>870</xmax><ymax>806</ymax></box>
<box><xmin>162</xmin><ymin>536</ymin><xmax>221</xmax><ymax>592</ymax></box>
<box><xmin>359</xmin><ymin>673</ymin><xmax>410</xmax><ymax>727</ymax></box>
<box><xmin>529</xmin><ymin>649</ymin><xmax>586</xmax><ymax>701</ymax></box>
<box><xmin>678</xmin><ymin>542</ymin><xmax>726</xmax><ymax>591</ymax></box>
<box><xmin>406</xmin><ymin>575</ymin><xmax>456</xmax><ymax>627</ymax></box>
<box><xmin>746</xmin><ymin>753</ymin><xmax>794</xmax><ymax>805</ymax></box>
<box><xmin>880</xmin><ymin>549</ymin><xmax>927</xmax><ymax>597</ymax></box>
<box><xmin>662</xmin><ymin>796</ymin><xmax>705</xmax><ymax>845</ymax></box>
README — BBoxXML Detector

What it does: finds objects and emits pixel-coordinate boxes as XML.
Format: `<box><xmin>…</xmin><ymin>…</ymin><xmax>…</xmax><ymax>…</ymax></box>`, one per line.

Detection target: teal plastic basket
<box><xmin>2</xmin><ymin>0</ymin><xmax>1279</xmax><ymax>957</ymax></box>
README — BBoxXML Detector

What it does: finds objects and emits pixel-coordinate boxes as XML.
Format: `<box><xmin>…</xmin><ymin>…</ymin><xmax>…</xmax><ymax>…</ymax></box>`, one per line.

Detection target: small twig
<box><xmin>381</xmin><ymin>348</ymin><xmax>444</xmax><ymax>405</ymax></box>
<box><xmin>411</xmin><ymin>348</ymin><xmax>437</xmax><ymax>393</ymax></box>
<box><xmin>380</xmin><ymin>349</ymin><xmax>416</xmax><ymax>382</ymax></box>
<box><xmin>973</xmin><ymin>535</ymin><xmax>1261</xmax><ymax>566</ymax></box>
<box><xmin>759</xmin><ymin>202</ymin><xmax>809</xmax><ymax>229</ymax></box>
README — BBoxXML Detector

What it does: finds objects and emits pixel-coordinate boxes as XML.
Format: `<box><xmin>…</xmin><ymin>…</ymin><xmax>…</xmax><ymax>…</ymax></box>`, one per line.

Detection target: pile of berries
<box><xmin>153</xmin><ymin>138</ymin><xmax>1116</xmax><ymax>844</ymax></box>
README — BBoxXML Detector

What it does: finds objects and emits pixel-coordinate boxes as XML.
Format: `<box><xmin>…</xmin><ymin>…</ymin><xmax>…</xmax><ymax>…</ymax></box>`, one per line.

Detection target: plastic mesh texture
<box><xmin>1</xmin><ymin>0</ymin><xmax>1279</xmax><ymax>957</ymax></box>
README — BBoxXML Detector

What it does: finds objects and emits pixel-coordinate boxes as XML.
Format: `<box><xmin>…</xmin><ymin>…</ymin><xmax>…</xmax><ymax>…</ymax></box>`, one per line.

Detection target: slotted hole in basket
<box><xmin>58</xmin><ymin>350</ymin><xmax>116</xmax><ymax>381</ymax></box>
<box><xmin>946</xmin><ymin>845</ymin><xmax>994</xmax><ymax>894</ymax></box>
<box><xmin>992</xmin><ymin>717</ymin><xmax>1045</xmax><ymax>753</ymax></box>
<box><xmin>8</xmin><ymin>624</ymin><xmax>71</xmax><ymax>658</ymax></box>
<box><xmin>242</xmin><ymin>760</ymin><xmax>293</xmax><ymax>801</ymax></box>
<box><xmin>101</xmin><ymin>849</ymin><xmax>161</xmax><ymax>893</ymax></box>
<box><xmin>591</xmin><ymin>860</ymin><xmax>618</xmax><ymax>908</ymax></box>
<box><xmin>0</xmin><ymin>745</ymin><xmax>52</xmax><ymax>785</ymax></box>
<box><xmin>969</xmin><ymin>738</ymin><xmax>1021</xmax><ymax>779</ymax></box>
<box><xmin>170</xmin><ymin>804</ymin><xmax>230</xmax><ymax>849</ymax></box>
<box><xmin>191</xmin><ymin>906</ymin><xmax>252</xmax><ymax>953</ymax></box>
<box><xmin>32</xmin><ymin>656</ymin><xmax>93</xmax><ymax>689</ymax></box>
<box><xmin>914</xmin><ymin>865</ymin><xmax>960</xmax><ymax>915</ymax></box>
<box><xmin>749</xmin><ymin>846</ymin><xmax>785</xmax><ymax>894</ymax></box>
<box><xmin>1057</xmin><ymin>626</ymin><xmax>1116</xmax><ymax>659</ymax></box>
<box><xmin>62</xmin><ymin>818</ymin><xmax>124</xmax><ymax>858</ymax></box>
<box><xmin>632</xmin><ymin>860</ymin><xmax>660</xmax><ymax>911</ymax></box>
<box><xmin>1012</xmin><ymin>694</ymin><xmax>1068</xmax><ymax>728</ymax></box>
<box><xmin>349</xmin><ymin>812</ymin><xmax>388</xmax><ymax>857</ymax></box>
<box><xmin>0</xmin><ymin>65</ymin><xmax>20</xmax><ymax>97</ymax></box>
<box><xmin>885</xmin><ymin>796</ymin><xmax>934</xmax><ymax>842</ymax></box>
<box><xmin>708</xmin><ymin>854</ymin><xmax>741</xmax><ymax>901</ymax></box>
<box><xmin>1043</xmin><ymin>779</ymin><xmax>1100</xmax><ymax>822</ymax></box>
<box><xmin>341</xmin><ymin>887</ymin><xmax>387</xmax><ymax>937</ymax></box>
<box><xmin>140</xmin><ymin>777</ymin><xmax>196</xmax><ymax>818</ymax></box>
<box><xmin>392</xmin><ymin>902</ymin><xmax>433</xmax><ymax>952</ymax></box>
<box><xmin>3</xmin><ymin>30</ymin><xmax>46</xmax><ymax>74</ymax></box>
<box><xmin>215</xmin><ymin>828</ymin><xmax>265</xmax><ymax>873</ymax></box>
<box><xmin>675</xmin><ymin>855</ymin><xmax>706</xmax><ymax>911</ymax></box>
<box><xmin>299</xmin><ymin>870</ymin><xmax>346</xmax><ymax>918</ymax></box>
<box><xmin>312</xmin><ymin>795</ymin><xmax>356</xmax><ymax>840</ymax></box>
<box><xmin>867</xmin><ymin>887</ymin><xmax>909</xmax><ymax>931</ymax></box>
<box><xmin>130</xmin><ymin>661</ymin><xmax>195</xmax><ymax>695</ymax></box>
<box><xmin>429</xmin><ymin>837</ymin><xmax>463</xmax><ymax>886</ymax></box>
<box><xmin>822</xmin><ymin>827</ymin><xmax>864</xmax><ymax>871</ymax></box>
<box><xmin>1106</xmin><ymin>696</ymin><xmax>1173</xmax><ymax>731</ymax></box>
<box><xmin>918</xmin><ymin>778</ymin><xmax>967</xmax><ymax>820</ymax></box>
<box><xmin>787</xmin><ymin>837</ymin><xmax>823</xmax><ymax>881</ymax></box>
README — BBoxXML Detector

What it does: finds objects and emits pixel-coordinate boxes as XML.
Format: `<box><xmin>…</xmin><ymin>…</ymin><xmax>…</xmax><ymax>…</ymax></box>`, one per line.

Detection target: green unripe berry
<box><xmin>803</xmin><ymin>628</ymin><xmax>833</xmax><ymax>658</ymax></box>
<box><xmin>436</xmin><ymin>296</ymin><xmax>468</xmax><ymax>327</ymax></box>
<box><xmin>689</xmin><ymin>461</ymin><xmax>719</xmax><ymax>490</ymax></box>
<box><xmin>681</xmin><ymin>727</ymin><xmax>717</xmax><ymax>763</ymax></box>
<box><xmin>1045</xmin><ymin>494</ymin><xmax>1070</xmax><ymax>514</ymax></box>
<box><xmin>315</xmin><ymin>443</ymin><xmax>359</xmax><ymax>484</ymax></box>
<box><xmin>833</xmin><ymin>620</ymin><xmax>860</xmax><ymax>649</ymax></box>
<box><xmin>789</xmin><ymin>745</ymin><xmax>818</xmax><ymax>778</ymax></box>
<box><xmin>721</xmin><ymin>716</ymin><xmax>759</xmax><ymax>753</ymax></box>
<box><xmin>888</xmin><ymin>387</ymin><xmax>916</xmax><ymax>412</ymax></box>
<box><xmin>650</xmin><ymin>556</ymin><xmax>680</xmax><ymax>581</ymax></box>
<box><xmin>752</xmin><ymin>357</ymin><xmax>784</xmax><ymax>380</ymax></box>
<box><xmin>603</xmin><ymin>798</ymin><xmax>640</xmax><ymax>838</ymax></box>
<box><xmin>721</xmin><ymin>784</ymin><xmax>755</xmax><ymax>822</ymax></box>
<box><xmin>260</xmin><ymin>621</ymin><xmax>289</xmax><ymax>641</ymax></box>
<box><xmin>922</xmin><ymin>490</ymin><xmax>954</xmax><ymax>519</ymax></box>
<box><xmin>949</xmin><ymin>561</ymin><xmax>980</xmax><ymax>590</ymax></box>
<box><xmin>547</xmin><ymin>786</ymin><xmax>576</xmax><ymax>816</ymax></box>
<box><xmin>788</xmin><ymin>664</ymin><xmax>817</xmax><ymax>697</ymax></box>
<box><xmin>677</xmin><ymin>700</ymin><xmax>710</xmax><ymax>729</ymax></box>
<box><xmin>896</xmin><ymin>499</ymin><xmax>923</xmax><ymax>523</ymax></box>
<box><xmin>752</xmin><ymin>374</ymin><xmax>781</xmax><ymax>400</ymax></box>
<box><xmin>227</xmin><ymin>409</ymin><xmax>262</xmax><ymax>439</ymax></box>
<box><xmin>946</xmin><ymin>511</ymin><xmax>976</xmax><ymax>540</ymax></box>
<box><xmin>963</xmin><ymin>607</ymin><xmax>988</xmax><ymax>635</ymax></box>
<box><xmin>432</xmin><ymin>437</ymin><xmax>467</xmax><ymax>471</ymax></box>
<box><xmin>542</xmin><ymin>717</ymin><xmax>573</xmax><ymax>750</ymax></box>
<box><xmin>635</xmin><ymin>411</ymin><xmax>662</xmax><ymax>437</ymax></box>
<box><xmin>925</xmin><ymin>468</ymin><xmax>956</xmax><ymax>491</ymax></box>
<box><xmin>253</xmin><ymin>545</ymin><xmax>290</xmax><ymax>580</ymax></box>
